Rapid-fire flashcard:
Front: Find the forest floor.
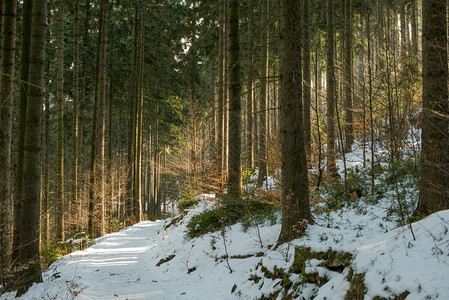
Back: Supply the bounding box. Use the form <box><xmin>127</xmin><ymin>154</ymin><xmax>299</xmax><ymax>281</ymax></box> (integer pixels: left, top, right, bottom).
<box><xmin>2</xmin><ymin>142</ymin><xmax>449</xmax><ymax>299</ymax></box>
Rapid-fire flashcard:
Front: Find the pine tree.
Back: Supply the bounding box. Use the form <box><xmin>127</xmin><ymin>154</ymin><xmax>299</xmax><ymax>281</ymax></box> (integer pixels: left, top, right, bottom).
<box><xmin>0</xmin><ymin>0</ymin><xmax>17</xmax><ymax>285</ymax></box>
<box><xmin>278</xmin><ymin>0</ymin><xmax>311</xmax><ymax>243</ymax></box>
<box><xmin>343</xmin><ymin>0</ymin><xmax>353</xmax><ymax>151</ymax></box>
<box><xmin>56</xmin><ymin>0</ymin><xmax>65</xmax><ymax>241</ymax></box>
<box><xmin>17</xmin><ymin>0</ymin><xmax>46</xmax><ymax>292</ymax></box>
<box><xmin>326</xmin><ymin>0</ymin><xmax>337</xmax><ymax>177</ymax></box>
<box><xmin>227</xmin><ymin>0</ymin><xmax>241</xmax><ymax>199</ymax></box>
<box><xmin>257</xmin><ymin>0</ymin><xmax>269</xmax><ymax>187</ymax></box>
<box><xmin>415</xmin><ymin>0</ymin><xmax>449</xmax><ymax>216</ymax></box>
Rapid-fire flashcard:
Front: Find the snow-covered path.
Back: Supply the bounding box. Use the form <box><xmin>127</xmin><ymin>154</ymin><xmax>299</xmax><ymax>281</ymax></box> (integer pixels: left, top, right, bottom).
<box><xmin>2</xmin><ymin>197</ymin><xmax>449</xmax><ymax>299</ymax></box>
<box><xmin>63</xmin><ymin>222</ymin><xmax>166</xmax><ymax>299</ymax></box>
<box><xmin>21</xmin><ymin>221</ymin><xmax>171</xmax><ymax>299</ymax></box>
<box><xmin>3</xmin><ymin>199</ymin><xmax>280</xmax><ymax>300</ymax></box>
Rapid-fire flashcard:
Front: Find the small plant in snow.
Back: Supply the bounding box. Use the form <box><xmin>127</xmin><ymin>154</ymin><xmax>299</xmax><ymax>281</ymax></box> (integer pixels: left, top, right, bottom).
<box><xmin>210</xmin><ymin>236</ymin><xmax>217</xmax><ymax>251</ymax></box>
<box><xmin>221</xmin><ymin>227</ymin><xmax>233</xmax><ymax>273</ymax></box>
<box><xmin>319</xmin><ymin>233</ymin><xmax>328</xmax><ymax>242</ymax></box>
<box><xmin>276</xmin><ymin>242</ymin><xmax>292</xmax><ymax>262</ymax></box>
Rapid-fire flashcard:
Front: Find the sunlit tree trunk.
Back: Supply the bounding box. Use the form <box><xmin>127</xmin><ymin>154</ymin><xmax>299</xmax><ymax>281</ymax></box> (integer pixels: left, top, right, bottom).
<box><xmin>133</xmin><ymin>1</ymin><xmax>144</xmax><ymax>223</ymax></box>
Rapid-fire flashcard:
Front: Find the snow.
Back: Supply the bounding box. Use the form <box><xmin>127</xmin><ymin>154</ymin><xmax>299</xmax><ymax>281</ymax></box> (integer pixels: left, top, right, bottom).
<box><xmin>2</xmin><ymin>140</ymin><xmax>448</xmax><ymax>299</ymax></box>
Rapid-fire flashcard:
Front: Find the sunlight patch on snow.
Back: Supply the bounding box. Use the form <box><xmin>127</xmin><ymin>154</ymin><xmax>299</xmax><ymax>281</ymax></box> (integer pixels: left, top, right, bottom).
<box><xmin>72</xmin><ymin>258</ymin><xmax>139</xmax><ymax>267</ymax></box>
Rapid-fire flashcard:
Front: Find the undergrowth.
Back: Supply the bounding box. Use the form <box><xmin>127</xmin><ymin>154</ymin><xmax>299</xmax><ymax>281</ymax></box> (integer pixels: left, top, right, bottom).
<box><xmin>41</xmin><ymin>232</ymin><xmax>89</xmax><ymax>270</ymax></box>
<box><xmin>186</xmin><ymin>198</ymin><xmax>278</xmax><ymax>238</ymax></box>
<box><xmin>178</xmin><ymin>187</ymin><xmax>199</xmax><ymax>210</ymax></box>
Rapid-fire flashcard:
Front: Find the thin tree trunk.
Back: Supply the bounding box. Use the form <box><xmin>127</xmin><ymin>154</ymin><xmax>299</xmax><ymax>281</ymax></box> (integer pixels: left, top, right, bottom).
<box><xmin>411</xmin><ymin>0</ymin><xmax>418</xmax><ymax>55</ymax></box>
<box><xmin>223</xmin><ymin>0</ymin><xmax>230</xmax><ymax>184</ymax></box>
<box><xmin>326</xmin><ymin>0</ymin><xmax>337</xmax><ymax>177</ymax></box>
<box><xmin>71</xmin><ymin>0</ymin><xmax>80</xmax><ymax>233</ymax></box>
<box><xmin>78</xmin><ymin>0</ymin><xmax>90</xmax><ymax>231</ymax></box>
<box><xmin>246</xmin><ymin>0</ymin><xmax>254</xmax><ymax>170</ymax></box>
<box><xmin>43</xmin><ymin>90</ymin><xmax>50</xmax><ymax>243</ymax></box>
<box><xmin>133</xmin><ymin>1</ymin><xmax>144</xmax><ymax>223</ymax></box>
<box><xmin>257</xmin><ymin>0</ymin><xmax>268</xmax><ymax>187</ymax></box>
<box><xmin>217</xmin><ymin>0</ymin><xmax>224</xmax><ymax>192</ymax></box>
<box><xmin>56</xmin><ymin>0</ymin><xmax>65</xmax><ymax>241</ymax></box>
<box><xmin>367</xmin><ymin>8</ymin><xmax>375</xmax><ymax>195</ymax></box>
<box><xmin>126</xmin><ymin>9</ymin><xmax>138</xmax><ymax>225</ymax></box>
<box><xmin>344</xmin><ymin>0</ymin><xmax>353</xmax><ymax>151</ymax></box>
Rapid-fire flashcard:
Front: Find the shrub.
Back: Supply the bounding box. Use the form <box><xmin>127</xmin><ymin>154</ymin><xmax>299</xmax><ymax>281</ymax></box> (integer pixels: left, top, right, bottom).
<box><xmin>186</xmin><ymin>199</ymin><xmax>279</xmax><ymax>238</ymax></box>
<box><xmin>178</xmin><ymin>187</ymin><xmax>199</xmax><ymax>210</ymax></box>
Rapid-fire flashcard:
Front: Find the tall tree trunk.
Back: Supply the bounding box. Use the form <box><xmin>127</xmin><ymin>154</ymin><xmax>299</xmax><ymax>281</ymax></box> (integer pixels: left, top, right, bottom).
<box><xmin>17</xmin><ymin>0</ymin><xmax>46</xmax><ymax>292</ymax></box>
<box><xmin>0</xmin><ymin>1</ymin><xmax>3</xmax><ymax>71</ymax></box>
<box><xmin>97</xmin><ymin>0</ymin><xmax>107</xmax><ymax>236</ymax></box>
<box><xmin>43</xmin><ymin>92</ymin><xmax>50</xmax><ymax>244</ymax></box>
<box><xmin>189</xmin><ymin>78</ymin><xmax>197</xmax><ymax>187</ymax></box>
<box><xmin>126</xmin><ymin>9</ymin><xmax>138</xmax><ymax>225</ymax></box>
<box><xmin>224</xmin><ymin>0</ymin><xmax>230</xmax><ymax>183</ymax></box>
<box><xmin>246</xmin><ymin>0</ymin><xmax>254</xmax><ymax>170</ymax></box>
<box><xmin>133</xmin><ymin>1</ymin><xmax>144</xmax><ymax>223</ymax></box>
<box><xmin>217</xmin><ymin>0</ymin><xmax>225</xmax><ymax>192</ymax></box>
<box><xmin>56</xmin><ymin>0</ymin><xmax>65</xmax><ymax>241</ymax></box>
<box><xmin>227</xmin><ymin>0</ymin><xmax>241</xmax><ymax>199</ymax></box>
<box><xmin>0</xmin><ymin>0</ymin><xmax>16</xmax><ymax>285</ymax></box>
<box><xmin>303</xmin><ymin>0</ymin><xmax>312</xmax><ymax>160</ymax></box>
<box><xmin>366</xmin><ymin>8</ymin><xmax>375</xmax><ymax>195</ymax></box>
<box><xmin>326</xmin><ymin>0</ymin><xmax>337</xmax><ymax>177</ymax></box>
<box><xmin>344</xmin><ymin>0</ymin><xmax>353</xmax><ymax>151</ymax></box>
<box><xmin>257</xmin><ymin>0</ymin><xmax>268</xmax><ymax>187</ymax></box>
<box><xmin>411</xmin><ymin>0</ymin><xmax>418</xmax><ymax>55</ymax></box>
<box><xmin>78</xmin><ymin>0</ymin><xmax>89</xmax><ymax>231</ymax></box>
<box><xmin>415</xmin><ymin>0</ymin><xmax>449</xmax><ymax>215</ymax></box>
<box><xmin>399</xmin><ymin>0</ymin><xmax>407</xmax><ymax>58</ymax></box>
<box><xmin>71</xmin><ymin>0</ymin><xmax>80</xmax><ymax>233</ymax></box>
<box><xmin>89</xmin><ymin>0</ymin><xmax>107</xmax><ymax>237</ymax></box>
<box><xmin>12</xmin><ymin>0</ymin><xmax>32</xmax><ymax>277</ymax></box>
<box><xmin>278</xmin><ymin>0</ymin><xmax>311</xmax><ymax>243</ymax></box>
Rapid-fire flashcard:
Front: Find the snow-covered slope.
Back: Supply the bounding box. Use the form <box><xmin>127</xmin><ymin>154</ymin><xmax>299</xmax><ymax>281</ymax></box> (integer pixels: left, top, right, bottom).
<box><xmin>2</xmin><ymin>194</ymin><xmax>448</xmax><ymax>300</ymax></box>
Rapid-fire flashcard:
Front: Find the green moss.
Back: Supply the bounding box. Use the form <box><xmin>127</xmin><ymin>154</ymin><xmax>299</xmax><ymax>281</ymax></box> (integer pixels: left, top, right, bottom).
<box><xmin>282</xmin><ymin>274</ymin><xmax>292</xmax><ymax>289</ymax></box>
<box><xmin>290</xmin><ymin>247</ymin><xmax>352</xmax><ymax>274</ymax></box>
<box><xmin>373</xmin><ymin>291</ymin><xmax>410</xmax><ymax>300</ymax></box>
<box><xmin>319</xmin><ymin>251</ymin><xmax>352</xmax><ymax>273</ymax></box>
